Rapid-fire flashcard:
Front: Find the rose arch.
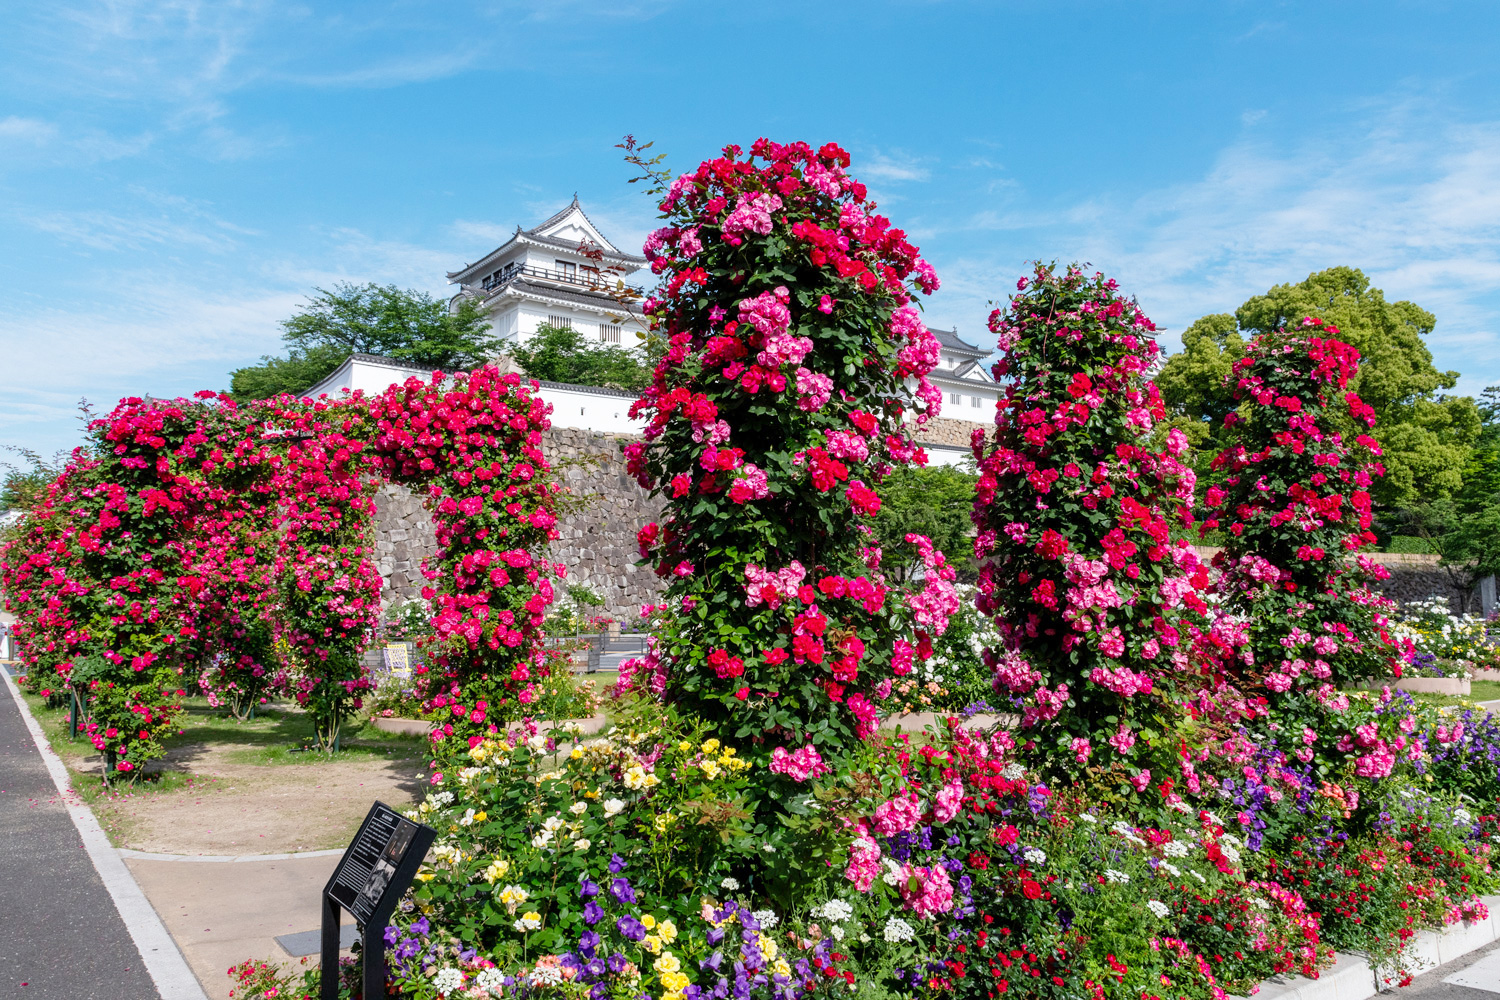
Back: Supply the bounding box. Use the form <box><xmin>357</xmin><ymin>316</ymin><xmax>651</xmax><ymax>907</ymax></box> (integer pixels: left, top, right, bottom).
<box><xmin>1</xmin><ymin>365</ymin><xmax>564</xmax><ymax>779</ymax></box>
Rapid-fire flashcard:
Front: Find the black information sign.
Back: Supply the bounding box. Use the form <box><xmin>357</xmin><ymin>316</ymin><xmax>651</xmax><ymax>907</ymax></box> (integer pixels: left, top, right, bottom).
<box><xmin>321</xmin><ymin>801</ymin><xmax>436</xmax><ymax>1000</ymax></box>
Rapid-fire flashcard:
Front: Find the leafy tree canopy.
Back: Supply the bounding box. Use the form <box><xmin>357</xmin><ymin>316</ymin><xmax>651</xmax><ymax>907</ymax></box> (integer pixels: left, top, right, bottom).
<box><xmin>872</xmin><ymin>464</ymin><xmax>978</xmax><ymax>582</ymax></box>
<box><xmin>1158</xmin><ymin>266</ymin><xmax>1478</xmax><ymax>508</ymax></box>
<box><xmin>1399</xmin><ymin>388</ymin><xmax>1500</xmax><ymax>601</ymax></box>
<box><xmin>229</xmin><ymin>283</ymin><xmax>500</xmax><ymax>401</ymax></box>
<box><xmin>0</xmin><ymin>448</ymin><xmax>65</xmax><ymax>515</ymax></box>
<box><xmin>508</xmin><ymin>323</ymin><xmax>653</xmax><ymax>392</ymax></box>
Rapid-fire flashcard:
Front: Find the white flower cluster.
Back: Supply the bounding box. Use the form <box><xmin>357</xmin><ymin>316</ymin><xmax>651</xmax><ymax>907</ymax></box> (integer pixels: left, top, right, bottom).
<box><xmin>433</xmin><ymin>968</ymin><xmax>464</xmax><ymax>992</ymax></box>
<box><xmin>1078</xmin><ymin>813</ymin><xmax>1098</xmax><ymax>824</ymax></box>
<box><xmin>752</xmin><ymin>909</ymin><xmax>779</xmax><ymax>929</ymax></box>
<box><xmin>1159</xmin><ymin>861</ymin><xmax>1182</xmax><ymax>877</ymax></box>
<box><xmin>1146</xmin><ymin>899</ymin><xmax>1169</xmax><ymax>918</ymax></box>
<box><xmin>883</xmin><ymin>916</ymin><xmax>915</xmax><ymax>943</ymax></box>
<box><xmin>1001</xmin><ymin>762</ymin><xmax>1026</xmax><ymax>781</ymax></box>
<box><xmin>1022</xmin><ymin>848</ymin><xmax>1046</xmax><ymax>866</ymax></box>
<box><xmin>882</xmin><ymin>859</ymin><xmax>904</xmax><ymax>886</ymax></box>
<box><xmin>1103</xmin><ymin>869</ymin><xmax>1130</xmax><ymax>884</ymax></box>
<box><xmin>475</xmin><ymin>967</ymin><xmax>505</xmax><ymax>992</ymax></box>
<box><xmin>721</xmin><ymin>877</ymin><xmax>741</xmax><ymax>891</ymax></box>
<box><xmin>1162</xmin><ymin>840</ymin><xmax>1191</xmax><ymax>857</ymax></box>
<box><xmin>813</xmin><ymin>899</ymin><xmax>855</xmax><ymax>923</ymax></box>
<box><xmin>429</xmin><ymin>790</ymin><xmax>456</xmax><ymax>808</ymax></box>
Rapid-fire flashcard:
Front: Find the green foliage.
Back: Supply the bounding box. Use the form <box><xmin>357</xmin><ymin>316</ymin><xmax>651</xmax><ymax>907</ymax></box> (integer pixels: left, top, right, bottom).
<box><xmin>508</xmin><ymin>323</ymin><xmax>653</xmax><ymax>391</ymax></box>
<box><xmin>0</xmin><ymin>447</ymin><xmax>67</xmax><ymax>515</ymax></box>
<box><xmin>230</xmin><ymin>283</ymin><xmax>501</xmax><ymax>401</ymax></box>
<box><xmin>870</xmin><ymin>465</ymin><xmax>977</xmax><ymax>581</ymax></box>
<box><xmin>1158</xmin><ymin>267</ymin><xmax>1479</xmax><ymax>508</ymax></box>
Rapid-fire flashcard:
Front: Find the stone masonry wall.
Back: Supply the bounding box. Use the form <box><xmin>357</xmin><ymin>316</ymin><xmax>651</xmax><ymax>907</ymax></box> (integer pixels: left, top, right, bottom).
<box><xmin>1192</xmin><ymin>547</ymin><xmax>1476</xmax><ymax>614</ymax></box>
<box><xmin>370</xmin><ymin>428</ymin><xmax>665</xmax><ymax>618</ymax></box>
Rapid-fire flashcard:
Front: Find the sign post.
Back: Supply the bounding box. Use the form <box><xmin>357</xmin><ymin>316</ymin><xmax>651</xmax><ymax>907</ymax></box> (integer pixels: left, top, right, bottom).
<box><xmin>321</xmin><ymin>801</ymin><xmax>436</xmax><ymax>1000</ymax></box>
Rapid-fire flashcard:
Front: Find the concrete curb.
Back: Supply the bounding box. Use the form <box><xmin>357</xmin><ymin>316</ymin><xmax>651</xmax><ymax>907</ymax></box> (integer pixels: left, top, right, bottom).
<box><xmin>1240</xmin><ymin>894</ymin><xmax>1500</xmax><ymax>999</ymax></box>
<box><xmin>119</xmin><ymin>847</ymin><xmax>346</xmax><ymax>863</ymax></box>
<box><xmin>2</xmin><ymin>668</ymin><xmax>210</xmax><ymax>1000</ymax></box>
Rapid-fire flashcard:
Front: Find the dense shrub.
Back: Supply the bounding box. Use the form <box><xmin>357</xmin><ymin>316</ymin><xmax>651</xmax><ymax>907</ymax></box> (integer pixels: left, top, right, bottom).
<box><xmin>970</xmin><ymin>263</ymin><xmax>1240</xmax><ymax>782</ymax></box>
<box><xmin>622</xmin><ymin>138</ymin><xmax>955</xmax><ymax>750</ymax></box>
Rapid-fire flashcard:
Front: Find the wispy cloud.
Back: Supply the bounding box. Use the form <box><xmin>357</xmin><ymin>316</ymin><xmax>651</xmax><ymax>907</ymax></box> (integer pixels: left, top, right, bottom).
<box><xmin>921</xmin><ymin>104</ymin><xmax>1500</xmax><ymax>398</ymax></box>
<box><xmin>0</xmin><ymin>116</ymin><xmax>57</xmax><ymax>144</ymax></box>
<box><xmin>859</xmin><ymin>148</ymin><xmax>932</xmax><ymax>184</ymax></box>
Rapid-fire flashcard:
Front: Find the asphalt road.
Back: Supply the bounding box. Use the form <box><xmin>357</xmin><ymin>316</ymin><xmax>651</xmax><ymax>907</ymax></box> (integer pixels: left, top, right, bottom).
<box><xmin>0</xmin><ymin>672</ymin><xmax>161</xmax><ymax>999</ymax></box>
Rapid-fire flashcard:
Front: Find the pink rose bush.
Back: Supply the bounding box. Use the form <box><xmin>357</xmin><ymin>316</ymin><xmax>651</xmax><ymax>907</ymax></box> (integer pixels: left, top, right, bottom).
<box><xmin>622</xmin><ymin>139</ymin><xmax>956</xmax><ymax>749</ymax></box>
<box><xmin>970</xmin><ymin>264</ymin><xmax>1243</xmax><ymax>776</ymax></box>
<box><xmin>1203</xmin><ymin>319</ymin><xmax>1404</xmax><ymax>695</ymax></box>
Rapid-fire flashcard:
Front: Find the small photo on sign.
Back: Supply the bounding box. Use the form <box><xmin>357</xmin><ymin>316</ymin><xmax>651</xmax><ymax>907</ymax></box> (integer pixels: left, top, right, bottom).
<box><xmin>362</xmin><ymin>858</ymin><xmax>397</xmax><ymax>907</ymax></box>
<box><xmin>382</xmin><ymin>820</ymin><xmax>417</xmax><ymax>864</ymax></box>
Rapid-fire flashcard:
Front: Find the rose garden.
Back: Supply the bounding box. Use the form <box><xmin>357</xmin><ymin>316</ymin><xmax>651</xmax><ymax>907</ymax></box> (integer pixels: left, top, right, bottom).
<box><xmin>5</xmin><ymin>139</ymin><xmax>1500</xmax><ymax>1000</ymax></box>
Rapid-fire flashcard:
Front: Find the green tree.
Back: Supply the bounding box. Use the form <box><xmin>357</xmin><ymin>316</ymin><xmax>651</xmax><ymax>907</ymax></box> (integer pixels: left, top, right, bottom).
<box><xmin>508</xmin><ymin>323</ymin><xmax>653</xmax><ymax>391</ymax></box>
<box><xmin>872</xmin><ymin>464</ymin><xmax>978</xmax><ymax>582</ymax></box>
<box><xmin>1157</xmin><ymin>266</ymin><xmax>1478</xmax><ymax>508</ymax></box>
<box><xmin>229</xmin><ymin>283</ymin><xmax>500</xmax><ymax>401</ymax></box>
<box><xmin>1401</xmin><ymin>388</ymin><xmax>1500</xmax><ymax>609</ymax></box>
<box><xmin>0</xmin><ymin>448</ymin><xmax>65</xmax><ymax>516</ymax></box>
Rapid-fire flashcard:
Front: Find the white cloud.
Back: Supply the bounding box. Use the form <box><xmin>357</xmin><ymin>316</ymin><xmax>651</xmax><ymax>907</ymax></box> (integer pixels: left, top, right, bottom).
<box><xmin>0</xmin><ymin>116</ymin><xmax>57</xmax><ymax>144</ymax></box>
<box><xmin>859</xmin><ymin>149</ymin><xmax>932</xmax><ymax>184</ymax></box>
<box><xmin>922</xmin><ymin>106</ymin><xmax>1500</xmax><ymax>396</ymax></box>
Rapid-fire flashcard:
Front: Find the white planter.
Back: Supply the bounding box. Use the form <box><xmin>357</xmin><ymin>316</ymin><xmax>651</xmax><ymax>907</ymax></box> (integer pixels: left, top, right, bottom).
<box><xmin>1361</xmin><ymin>676</ymin><xmax>1470</xmax><ymax>696</ymax></box>
<box><xmin>370</xmin><ymin>716</ymin><xmax>434</xmax><ymax>737</ymax></box>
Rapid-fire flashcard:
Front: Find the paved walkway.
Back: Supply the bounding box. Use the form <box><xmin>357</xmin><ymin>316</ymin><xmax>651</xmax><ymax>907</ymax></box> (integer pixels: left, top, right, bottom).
<box><xmin>0</xmin><ymin>671</ymin><xmax>161</xmax><ymax>999</ymax></box>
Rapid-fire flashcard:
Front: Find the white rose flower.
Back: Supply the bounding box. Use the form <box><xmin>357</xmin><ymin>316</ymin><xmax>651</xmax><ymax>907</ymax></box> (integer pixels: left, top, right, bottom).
<box><xmin>603</xmin><ymin>798</ymin><xmax>626</xmax><ymax>817</ymax></box>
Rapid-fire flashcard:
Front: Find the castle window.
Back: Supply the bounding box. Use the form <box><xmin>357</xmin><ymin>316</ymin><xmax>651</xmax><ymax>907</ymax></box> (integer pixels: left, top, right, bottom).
<box><xmin>547</xmin><ymin>314</ymin><xmax>572</xmax><ymax>329</ymax></box>
<box><xmin>555</xmin><ymin>260</ymin><xmax>577</xmax><ymax>278</ymax></box>
<box><xmin>601</xmin><ymin>324</ymin><xmax>622</xmax><ymax>344</ymax></box>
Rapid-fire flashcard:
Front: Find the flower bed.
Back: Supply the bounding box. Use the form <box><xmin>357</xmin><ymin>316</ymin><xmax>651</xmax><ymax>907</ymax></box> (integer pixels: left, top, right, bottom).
<box><xmin>6</xmin><ymin>137</ymin><xmax>1499</xmax><ymax>1000</ymax></box>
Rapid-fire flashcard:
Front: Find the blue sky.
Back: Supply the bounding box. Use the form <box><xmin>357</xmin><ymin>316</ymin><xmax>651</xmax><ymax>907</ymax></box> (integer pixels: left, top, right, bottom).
<box><xmin>3</xmin><ymin>1</ymin><xmax>1499</xmax><ymax>458</ymax></box>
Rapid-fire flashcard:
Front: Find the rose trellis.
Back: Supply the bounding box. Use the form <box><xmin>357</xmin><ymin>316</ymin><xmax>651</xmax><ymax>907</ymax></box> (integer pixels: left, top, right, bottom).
<box><xmin>0</xmin><ymin>366</ymin><xmax>563</xmax><ymax>778</ymax></box>
<box><xmin>621</xmin><ymin>138</ymin><xmax>958</xmax><ymax>756</ymax></box>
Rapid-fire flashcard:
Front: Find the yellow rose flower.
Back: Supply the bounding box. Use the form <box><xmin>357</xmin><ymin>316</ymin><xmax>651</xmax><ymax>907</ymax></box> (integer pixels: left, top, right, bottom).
<box><xmin>641</xmin><ymin>914</ymin><xmax>657</xmax><ymax>930</ymax></box>
<box><xmin>653</xmin><ymin>952</ymin><xmax>681</xmax><ymax>975</ymax></box>
<box><xmin>643</xmin><ymin>934</ymin><xmax>662</xmax><ymax>954</ymax></box>
<box><xmin>659</xmin><ymin>919</ymin><xmax>678</xmax><ymax>944</ymax></box>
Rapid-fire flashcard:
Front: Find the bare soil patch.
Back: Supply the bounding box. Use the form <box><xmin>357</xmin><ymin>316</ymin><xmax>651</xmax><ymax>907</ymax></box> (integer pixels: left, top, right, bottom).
<box><xmin>23</xmin><ymin>694</ymin><xmax>427</xmax><ymax>855</ymax></box>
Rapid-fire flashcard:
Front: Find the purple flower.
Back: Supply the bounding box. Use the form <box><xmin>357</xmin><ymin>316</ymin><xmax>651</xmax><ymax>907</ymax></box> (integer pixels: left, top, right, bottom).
<box><xmin>617</xmin><ymin>915</ymin><xmax>646</xmax><ymax>941</ymax></box>
<box><xmin>578</xmin><ymin>930</ymin><xmax>601</xmax><ymax>953</ymax></box>
<box><xmin>579</xmin><ymin>878</ymin><xmax>600</xmax><ymax>898</ymax></box>
<box><xmin>610</xmin><ymin>877</ymin><xmax>636</xmax><ymax>904</ymax></box>
<box><xmin>608</xmin><ymin>952</ymin><xmax>629</xmax><ymax>974</ymax></box>
<box><xmin>587</xmin><ymin>958</ymin><xmax>607</xmax><ymax>977</ymax></box>
<box><xmin>583</xmin><ymin>901</ymin><xmax>605</xmax><ymax>925</ymax></box>
<box><xmin>411</xmin><ymin>916</ymin><xmax>430</xmax><ymax>936</ymax></box>
<box><xmin>382</xmin><ymin>924</ymin><xmax>400</xmax><ymax>946</ymax></box>
<box><xmin>609</xmin><ymin>853</ymin><xmax>627</xmax><ymax>874</ymax></box>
